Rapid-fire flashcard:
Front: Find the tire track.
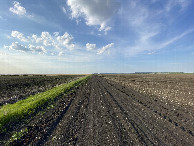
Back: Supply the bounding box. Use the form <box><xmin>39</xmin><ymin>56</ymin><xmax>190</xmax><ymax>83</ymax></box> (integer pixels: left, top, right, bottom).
<box><xmin>96</xmin><ymin>77</ymin><xmax>160</xmax><ymax>145</ymax></box>
<box><xmin>100</xmin><ymin>76</ymin><xmax>193</xmax><ymax>145</ymax></box>
<box><xmin>105</xmin><ymin>77</ymin><xmax>194</xmax><ymax>137</ymax></box>
<box><xmin>95</xmin><ymin>79</ymin><xmax>135</xmax><ymax>145</ymax></box>
<box><xmin>82</xmin><ymin>76</ymin><xmax>120</xmax><ymax>145</ymax></box>
<box><xmin>44</xmin><ymin>80</ymin><xmax>91</xmax><ymax>145</ymax></box>
<box><xmin>45</xmin><ymin>76</ymin><xmax>121</xmax><ymax>145</ymax></box>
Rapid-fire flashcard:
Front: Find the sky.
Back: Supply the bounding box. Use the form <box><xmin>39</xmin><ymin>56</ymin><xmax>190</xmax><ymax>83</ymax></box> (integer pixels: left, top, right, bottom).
<box><xmin>0</xmin><ymin>0</ymin><xmax>194</xmax><ymax>74</ymax></box>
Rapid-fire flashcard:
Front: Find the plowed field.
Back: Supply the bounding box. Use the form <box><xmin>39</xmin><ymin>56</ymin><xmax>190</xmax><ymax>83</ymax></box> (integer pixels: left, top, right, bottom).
<box><xmin>0</xmin><ymin>75</ymin><xmax>82</xmax><ymax>106</ymax></box>
<box><xmin>3</xmin><ymin>75</ymin><xmax>194</xmax><ymax>145</ymax></box>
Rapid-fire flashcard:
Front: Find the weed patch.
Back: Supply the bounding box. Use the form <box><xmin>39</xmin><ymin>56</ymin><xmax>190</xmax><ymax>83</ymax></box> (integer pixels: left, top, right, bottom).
<box><xmin>6</xmin><ymin>128</ymin><xmax>28</xmax><ymax>145</ymax></box>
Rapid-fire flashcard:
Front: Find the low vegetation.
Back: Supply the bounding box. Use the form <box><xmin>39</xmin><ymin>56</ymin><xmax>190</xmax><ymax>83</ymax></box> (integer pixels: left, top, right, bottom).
<box><xmin>6</xmin><ymin>128</ymin><xmax>28</xmax><ymax>145</ymax></box>
<box><xmin>0</xmin><ymin>75</ymin><xmax>83</xmax><ymax>106</ymax></box>
<box><xmin>0</xmin><ymin>75</ymin><xmax>90</xmax><ymax>132</ymax></box>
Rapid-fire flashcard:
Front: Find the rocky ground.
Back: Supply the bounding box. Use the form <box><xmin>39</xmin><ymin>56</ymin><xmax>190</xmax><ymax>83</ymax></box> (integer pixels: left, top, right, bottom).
<box><xmin>6</xmin><ymin>75</ymin><xmax>194</xmax><ymax>146</ymax></box>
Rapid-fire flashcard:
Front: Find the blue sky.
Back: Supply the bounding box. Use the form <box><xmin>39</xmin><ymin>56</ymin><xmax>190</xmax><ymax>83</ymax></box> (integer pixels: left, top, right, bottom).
<box><xmin>0</xmin><ymin>0</ymin><xmax>194</xmax><ymax>74</ymax></box>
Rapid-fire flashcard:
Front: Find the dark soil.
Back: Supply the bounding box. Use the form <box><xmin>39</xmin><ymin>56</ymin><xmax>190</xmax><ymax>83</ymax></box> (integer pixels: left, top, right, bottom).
<box><xmin>4</xmin><ymin>75</ymin><xmax>194</xmax><ymax>145</ymax></box>
<box><xmin>0</xmin><ymin>75</ymin><xmax>82</xmax><ymax>106</ymax></box>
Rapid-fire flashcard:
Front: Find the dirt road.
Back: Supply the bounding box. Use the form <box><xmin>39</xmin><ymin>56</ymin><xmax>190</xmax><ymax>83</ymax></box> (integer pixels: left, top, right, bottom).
<box><xmin>11</xmin><ymin>75</ymin><xmax>194</xmax><ymax>145</ymax></box>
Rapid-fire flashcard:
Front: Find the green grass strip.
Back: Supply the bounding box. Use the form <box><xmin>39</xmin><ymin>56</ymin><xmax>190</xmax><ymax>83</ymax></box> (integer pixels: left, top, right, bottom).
<box><xmin>0</xmin><ymin>75</ymin><xmax>90</xmax><ymax>132</ymax></box>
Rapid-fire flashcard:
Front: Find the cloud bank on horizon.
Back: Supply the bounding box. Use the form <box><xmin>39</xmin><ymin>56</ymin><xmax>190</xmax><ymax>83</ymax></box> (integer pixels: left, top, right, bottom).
<box><xmin>0</xmin><ymin>0</ymin><xmax>194</xmax><ymax>73</ymax></box>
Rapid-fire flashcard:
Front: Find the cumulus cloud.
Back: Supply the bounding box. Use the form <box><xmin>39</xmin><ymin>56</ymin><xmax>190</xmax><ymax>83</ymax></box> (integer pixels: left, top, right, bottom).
<box><xmin>11</xmin><ymin>31</ymin><xmax>28</xmax><ymax>42</ymax></box>
<box><xmin>31</xmin><ymin>34</ymin><xmax>42</xmax><ymax>43</ymax></box>
<box><xmin>86</xmin><ymin>43</ymin><xmax>96</xmax><ymax>51</ymax></box>
<box><xmin>97</xmin><ymin>43</ymin><xmax>114</xmax><ymax>54</ymax></box>
<box><xmin>4</xmin><ymin>42</ymin><xmax>29</xmax><ymax>52</ymax></box>
<box><xmin>29</xmin><ymin>44</ymin><xmax>47</xmax><ymax>54</ymax></box>
<box><xmin>67</xmin><ymin>0</ymin><xmax>119</xmax><ymax>32</ymax></box>
<box><xmin>56</xmin><ymin>32</ymin><xmax>75</xmax><ymax>50</ymax></box>
<box><xmin>4</xmin><ymin>42</ymin><xmax>46</xmax><ymax>54</ymax></box>
<box><xmin>41</xmin><ymin>32</ymin><xmax>53</xmax><ymax>46</ymax></box>
<box><xmin>9</xmin><ymin>1</ymin><xmax>26</xmax><ymax>16</ymax></box>
<box><xmin>8</xmin><ymin>30</ymin><xmax>76</xmax><ymax>54</ymax></box>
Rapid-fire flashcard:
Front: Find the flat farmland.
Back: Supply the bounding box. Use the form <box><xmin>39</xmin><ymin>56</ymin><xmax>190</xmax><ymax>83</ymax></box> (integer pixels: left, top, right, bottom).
<box><xmin>0</xmin><ymin>75</ymin><xmax>83</xmax><ymax>107</ymax></box>
<box><xmin>104</xmin><ymin>74</ymin><xmax>194</xmax><ymax>107</ymax></box>
<box><xmin>0</xmin><ymin>74</ymin><xmax>193</xmax><ymax>145</ymax></box>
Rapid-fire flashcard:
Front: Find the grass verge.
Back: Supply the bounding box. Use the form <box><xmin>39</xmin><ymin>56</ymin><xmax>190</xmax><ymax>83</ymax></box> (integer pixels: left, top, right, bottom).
<box><xmin>0</xmin><ymin>75</ymin><xmax>90</xmax><ymax>132</ymax></box>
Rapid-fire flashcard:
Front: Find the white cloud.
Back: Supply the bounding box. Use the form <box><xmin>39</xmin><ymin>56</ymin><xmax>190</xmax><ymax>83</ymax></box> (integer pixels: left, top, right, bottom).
<box><xmin>67</xmin><ymin>0</ymin><xmax>119</xmax><ymax>32</ymax></box>
<box><xmin>29</xmin><ymin>44</ymin><xmax>46</xmax><ymax>54</ymax></box>
<box><xmin>126</xmin><ymin>2</ymin><xmax>149</xmax><ymax>27</ymax></box>
<box><xmin>41</xmin><ymin>32</ymin><xmax>53</xmax><ymax>46</ymax></box>
<box><xmin>11</xmin><ymin>31</ymin><xmax>28</xmax><ymax>42</ymax></box>
<box><xmin>31</xmin><ymin>34</ymin><xmax>42</xmax><ymax>43</ymax></box>
<box><xmin>62</xmin><ymin>7</ymin><xmax>67</xmax><ymax>14</ymax></box>
<box><xmin>117</xmin><ymin>1</ymin><xmax>158</xmax><ymax>55</ymax></box>
<box><xmin>126</xmin><ymin>29</ymin><xmax>194</xmax><ymax>56</ymax></box>
<box><xmin>117</xmin><ymin>0</ymin><xmax>192</xmax><ymax>56</ymax></box>
<box><xmin>97</xmin><ymin>43</ymin><xmax>114</xmax><ymax>54</ymax></box>
<box><xmin>56</xmin><ymin>32</ymin><xmax>75</xmax><ymax>50</ymax></box>
<box><xmin>9</xmin><ymin>1</ymin><xmax>62</xmax><ymax>30</ymax></box>
<box><xmin>9</xmin><ymin>1</ymin><xmax>26</xmax><ymax>16</ymax></box>
<box><xmin>58</xmin><ymin>51</ymin><xmax>63</xmax><ymax>56</ymax></box>
<box><xmin>165</xmin><ymin>0</ymin><xmax>190</xmax><ymax>12</ymax></box>
<box><xmin>158</xmin><ymin>29</ymin><xmax>194</xmax><ymax>49</ymax></box>
<box><xmin>4</xmin><ymin>42</ymin><xmax>46</xmax><ymax>54</ymax></box>
<box><xmin>4</xmin><ymin>42</ymin><xmax>29</xmax><ymax>52</ymax></box>
<box><xmin>53</xmin><ymin>32</ymin><xmax>59</xmax><ymax>37</ymax></box>
<box><xmin>86</xmin><ymin>43</ymin><xmax>96</xmax><ymax>51</ymax></box>
<box><xmin>8</xmin><ymin>30</ymin><xmax>76</xmax><ymax>54</ymax></box>
<box><xmin>126</xmin><ymin>32</ymin><xmax>158</xmax><ymax>56</ymax></box>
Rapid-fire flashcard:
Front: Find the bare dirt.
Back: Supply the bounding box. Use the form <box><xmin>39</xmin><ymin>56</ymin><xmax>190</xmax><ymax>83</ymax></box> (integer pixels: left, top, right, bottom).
<box><xmin>7</xmin><ymin>75</ymin><xmax>194</xmax><ymax>146</ymax></box>
<box><xmin>0</xmin><ymin>75</ymin><xmax>82</xmax><ymax>107</ymax></box>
